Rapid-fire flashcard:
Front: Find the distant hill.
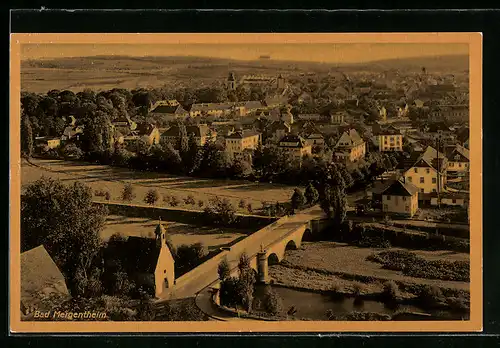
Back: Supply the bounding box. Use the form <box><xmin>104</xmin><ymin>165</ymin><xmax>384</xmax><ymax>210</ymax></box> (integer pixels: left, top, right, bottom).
<box><xmin>344</xmin><ymin>54</ymin><xmax>469</xmax><ymax>72</ymax></box>
<box><xmin>21</xmin><ymin>54</ymin><xmax>468</xmax><ymax>93</ymax></box>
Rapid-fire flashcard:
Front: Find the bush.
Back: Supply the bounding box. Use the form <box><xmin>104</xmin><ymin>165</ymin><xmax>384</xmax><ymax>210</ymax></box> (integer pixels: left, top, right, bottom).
<box><xmin>417</xmin><ymin>285</ymin><xmax>444</xmax><ymax>308</ymax></box>
<box><xmin>246</xmin><ymin>203</ymin><xmax>253</xmax><ymax>214</ymax></box>
<box><xmin>163</xmin><ymin>195</ymin><xmax>171</xmax><ymax>205</ymax></box>
<box><xmin>184</xmin><ymin>195</ymin><xmax>196</xmax><ymax>206</ymax></box>
<box><xmin>144</xmin><ymin>189</ymin><xmax>160</xmax><ymax>206</ymax></box>
<box><xmin>169</xmin><ymin>196</ymin><xmax>180</xmax><ymax>207</ymax></box>
<box><xmin>94</xmin><ymin>189</ymin><xmax>109</xmax><ymax>198</ymax></box>
<box><xmin>382</xmin><ymin>280</ymin><xmax>400</xmax><ymax>302</ymax></box>
<box><xmin>368</xmin><ymin>250</ymin><xmax>470</xmax><ymax>282</ymax></box>
<box><xmin>121</xmin><ymin>183</ymin><xmax>135</xmax><ymax>202</ymax></box>
<box><xmin>198</xmin><ymin>200</ymin><xmax>204</xmax><ymax>208</ymax></box>
<box><xmin>104</xmin><ymin>191</ymin><xmax>111</xmax><ymax>201</ymax></box>
<box><xmin>238</xmin><ymin>199</ymin><xmax>246</xmax><ymax>209</ymax></box>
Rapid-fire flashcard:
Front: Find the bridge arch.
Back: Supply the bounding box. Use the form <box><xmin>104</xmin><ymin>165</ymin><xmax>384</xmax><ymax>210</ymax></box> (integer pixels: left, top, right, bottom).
<box><xmin>285</xmin><ymin>239</ymin><xmax>298</xmax><ymax>250</ymax></box>
<box><xmin>267</xmin><ymin>252</ymin><xmax>281</xmax><ymax>266</ymax></box>
<box><xmin>301</xmin><ymin>228</ymin><xmax>313</xmax><ymax>242</ymax></box>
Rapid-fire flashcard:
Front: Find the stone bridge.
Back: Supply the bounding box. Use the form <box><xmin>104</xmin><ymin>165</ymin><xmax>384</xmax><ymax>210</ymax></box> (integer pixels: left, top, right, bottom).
<box><xmin>227</xmin><ymin>220</ymin><xmax>314</xmax><ymax>283</ymax></box>
<box><xmin>162</xmin><ymin>207</ymin><xmax>330</xmax><ymax>301</ymax></box>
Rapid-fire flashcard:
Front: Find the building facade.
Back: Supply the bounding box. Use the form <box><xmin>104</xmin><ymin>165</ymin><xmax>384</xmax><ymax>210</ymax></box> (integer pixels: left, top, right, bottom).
<box><xmin>333</xmin><ymin>129</ymin><xmax>366</xmax><ymax>163</ymax></box>
<box><xmin>278</xmin><ymin>134</ymin><xmax>312</xmax><ymax>160</ymax></box>
<box><xmin>377</xmin><ymin>126</ymin><xmax>404</xmax><ymax>152</ymax></box>
<box><xmin>225</xmin><ymin>130</ymin><xmax>261</xmax><ymax>161</ymax></box>
<box><xmin>381</xmin><ymin>179</ymin><xmax>419</xmax><ymax>217</ymax></box>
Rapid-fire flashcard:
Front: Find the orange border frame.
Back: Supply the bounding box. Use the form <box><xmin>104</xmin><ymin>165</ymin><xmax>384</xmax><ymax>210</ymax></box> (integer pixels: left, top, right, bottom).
<box><xmin>9</xmin><ymin>33</ymin><xmax>483</xmax><ymax>333</ymax></box>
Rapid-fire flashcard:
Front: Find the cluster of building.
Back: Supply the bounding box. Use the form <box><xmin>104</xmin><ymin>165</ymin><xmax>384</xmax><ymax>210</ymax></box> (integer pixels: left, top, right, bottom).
<box><xmin>370</xmin><ymin>143</ymin><xmax>470</xmax><ymax>218</ymax></box>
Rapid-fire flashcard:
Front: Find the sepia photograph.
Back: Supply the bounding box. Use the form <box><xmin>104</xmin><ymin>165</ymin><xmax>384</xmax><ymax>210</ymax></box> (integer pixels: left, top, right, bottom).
<box><xmin>10</xmin><ymin>33</ymin><xmax>482</xmax><ymax>333</ymax></box>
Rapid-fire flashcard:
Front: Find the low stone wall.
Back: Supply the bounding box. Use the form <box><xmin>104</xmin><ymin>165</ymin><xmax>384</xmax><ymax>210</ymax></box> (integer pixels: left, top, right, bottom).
<box><xmin>96</xmin><ymin>201</ymin><xmax>277</xmax><ymax>230</ymax></box>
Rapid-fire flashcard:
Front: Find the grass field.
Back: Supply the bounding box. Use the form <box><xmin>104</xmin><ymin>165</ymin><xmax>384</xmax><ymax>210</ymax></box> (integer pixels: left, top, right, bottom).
<box><xmin>102</xmin><ymin>215</ymin><xmax>246</xmax><ymax>252</ymax></box>
<box><xmin>21</xmin><ymin>158</ymin><xmax>296</xmax><ymax>213</ymax></box>
<box><xmin>269</xmin><ymin>242</ymin><xmax>470</xmax><ymax>296</ymax></box>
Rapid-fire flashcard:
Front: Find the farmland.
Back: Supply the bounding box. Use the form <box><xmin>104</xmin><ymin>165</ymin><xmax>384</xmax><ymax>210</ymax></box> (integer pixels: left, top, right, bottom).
<box><xmin>20</xmin><ymin>54</ymin><xmax>469</xmax><ymax>93</ymax></box>
<box><xmin>21</xmin><ymin>158</ymin><xmax>296</xmax><ymax>213</ymax></box>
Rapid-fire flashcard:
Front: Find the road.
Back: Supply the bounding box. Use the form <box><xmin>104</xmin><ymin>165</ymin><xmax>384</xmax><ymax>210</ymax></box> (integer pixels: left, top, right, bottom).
<box><xmin>159</xmin><ymin>206</ymin><xmax>325</xmax><ymax>301</ymax></box>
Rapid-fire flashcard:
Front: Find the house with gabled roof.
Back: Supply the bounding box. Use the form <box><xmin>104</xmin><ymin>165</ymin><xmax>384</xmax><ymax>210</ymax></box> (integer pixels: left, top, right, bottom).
<box><xmin>301</xmin><ymin>122</ymin><xmax>325</xmax><ymax>150</ymax></box>
<box><xmin>225</xmin><ymin>129</ymin><xmax>261</xmax><ymax>161</ymax></box>
<box><xmin>401</xmin><ymin>146</ymin><xmax>448</xmax><ymax>200</ymax></box>
<box><xmin>278</xmin><ymin>134</ymin><xmax>312</xmax><ymax>160</ymax></box>
<box><xmin>333</xmin><ymin>128</ymin><xmax>366</xmax><ymax>163</ymax></box>
<box><xmin>148</xmin><ymin>100</ymin><xmax>189</xmax><ymax>121</ymax></box>
<box><xmin>381</xmin><ymin>178</ymin><xmax>419</xmax><ymax>217</ymax></box>
<box><xmin>21</xmin><ymin>245</ymin><xmax>71</xmax><ymax>316</ymax></box>
<box><xmin>161</xmin><ymin>124</ymin><xmax>216</xmax><ymax>146</ymax></box>
<box><xmin>444</xmin><ymin>144</ymin><xmax>470</xmax><ymax>177</ymax></box>
<box><xmin>267</xmin><ymin>119</ymin><xmax>291</xmax><ymax>144</ymax></box>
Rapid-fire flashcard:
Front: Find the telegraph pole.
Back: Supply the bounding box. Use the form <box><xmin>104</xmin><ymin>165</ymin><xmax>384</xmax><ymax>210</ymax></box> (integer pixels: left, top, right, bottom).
<box><xmin>436</xmin><ymin>131</ymin><xmax>442</xmax><ymax>209</ymax></box>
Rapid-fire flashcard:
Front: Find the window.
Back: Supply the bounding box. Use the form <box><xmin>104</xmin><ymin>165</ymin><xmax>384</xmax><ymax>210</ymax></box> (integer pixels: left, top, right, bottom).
<box><xmin>408</xmin><ymin>176</ymin><xmax>412</xmax><ymax>182</ymax></box>
<box><xmin>459</xmin><ymin>163</ymin><xmax>462</xmax><ymax>168</ymax></box>
<box><xmin>383</xmin><ymin>204</ymin><xmax>388</xmax><ymax>211</ymax></box>
<box><xmin>432</xmin><ymin>177</ymin><xmax>437</xmax><ymax>184</ymax></box>
<box><xmin>426</xmin><ymin>168</ymin><xmax>430</xmax><ymax>174</ymax></box>
<box><xmin>405</xmin><ymin>205</ymin><xmax>410</xmax><ymax>212</ymax></box>
<box><xmin>452</xmin><ymin>199</ymin><xmax>457</xmax><ymax>204</ymax></box>
<box><xmin>164</xmin><ymin>270</ymin><xmax>166</xmax><ymax>274</ymax></box>
<box><xmin>402</xmin><ymin>196</ymin><xmax>407</xmax><ymax>201</ymax></box>
<box><xmin>414</xmin><ymin>168</ymin><xmax>418</xmax><ymax>173</ymax></box>
<box><xmin>386</xmin><ymin>195</ymin><xmax>391</xmax><ymax>201</ymax></box>
<box><xmin>432</xmin><ymin>189</ymin><xmax>437</xmax><ymax>193</ymax></box>
<box><xmin>420</xmin><ymin>189</ymin><xmax>424</xmax><ymax>193</ymax></box>
<box><xmin>420</xmin><ymin>177</ymin><xmax>425</xmax><ymax>183</ymax></box>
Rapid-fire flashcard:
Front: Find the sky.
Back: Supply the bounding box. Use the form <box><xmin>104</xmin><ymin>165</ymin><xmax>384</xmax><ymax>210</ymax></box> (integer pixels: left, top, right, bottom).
<box><xmin>21</xmin><ymin>43</ymin><xmax>469</xmax><ymax>64</ymax></box>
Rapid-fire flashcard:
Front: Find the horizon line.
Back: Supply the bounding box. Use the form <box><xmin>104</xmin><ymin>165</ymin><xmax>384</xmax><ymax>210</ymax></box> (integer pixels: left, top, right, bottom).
<box><xmin>21</xmin><ymin>52</ymin><xmax>469</xmax><ymax>66</ymax></box>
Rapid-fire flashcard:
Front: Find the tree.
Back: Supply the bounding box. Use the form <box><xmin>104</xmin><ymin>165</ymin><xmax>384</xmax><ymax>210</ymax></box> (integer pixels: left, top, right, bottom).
<box><xmin>21</xmin><ymin>177</ymin><xmax>107</xmax><ymax>296</ymax></box>
<box><xmin>203</xmin><ymin>197</ymin><xmax>238</xmax><ymax>226</ymax></box>
<box><xmin>291</xmin><ymin>188</ymin><xmax>306</xmax><ymax>211</ymax></box>
<box><xmin>184</xmin><ymin>195</ymin><xmax>196</xmax><ymax>206</ymax></box>
<box><xmin>21</xmin><ymin>112</ymin><xmax>34</xmax><ymax>157</ymax></box>
<box><xmin>175</xmin><ymin>243</ymin><xmax>207</xmax><ymax>274</ymax></box>
<box><xmin>237</xmin><ymin>252</ymin><xmax>256</xmax><ymax>312</ymax></box>
<box><xmin>196</xmin><ymin>139</ymin><xmax>227</xmax><ymax>177</ymax></box>
<box><xmin>217</xmin><ymin>257</ymin><xmax>231</xmax><ymax>281</ymax></box>
<box><xmin>144</xmin><ymin>189</ymin><xmax>160</xmax><ymax>205</ymax></box>
<box><xmin>338</xmin><ymin>164</ymin><xmax>354</xmax><ymax>189</ymax></box>
<box><xmin>304</xmin><ymin>182</ymin><xmax>319</xmax><ymax>205</ymax></box>
<box><xmin>121</xmin><ymin>183</ymin><xmax>136</xmax><ymax>202</ymax></box>
<box><xmin>238</xmin><ymin>199</ymin><xmax>246</xmax><ymax>209</ymax></box>
<box><xmin>137</xmin><ymin>292</ymin><xmax>156</xmax><ymax>321</ymax></box>
<box><xmin>262</xmin><ymin>286</ymin><xmax>283</xmax><ymax>315</ymax></box>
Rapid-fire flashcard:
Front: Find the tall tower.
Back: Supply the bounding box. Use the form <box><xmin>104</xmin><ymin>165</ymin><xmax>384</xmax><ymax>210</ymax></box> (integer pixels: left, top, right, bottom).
<box><xmin>227</xmin><ymin>72</ymin><xmax>236</xmax><ymax>91</ymax></box>
<box><xmin>154</xmin><ymin>218</ymin><xmax>167</xmax><ymax>249</ymax></box>
<box><xmin>276</xmin><ymin>73</ymin><xmax>285</xmax><ymax>89</ymax></box>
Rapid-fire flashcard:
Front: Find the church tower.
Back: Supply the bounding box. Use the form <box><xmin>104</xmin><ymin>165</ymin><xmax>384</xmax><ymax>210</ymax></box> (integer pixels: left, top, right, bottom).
<box><xmin>154</xmin><ymin>218</ymin><xmax>176</xmax><ymax>295</ymax></box>
<box><xmin>276</xmin><ymin>73</ymin><xmax>285</xmax><ymax>89</ymax></box>
<box><xmin>154</xmin><ymin>218</ymin><xmax>167</xmax><ymax>249</ymax></box>
<box><xmin>227</xmin><ymin>72</ymin><xmax>236</xmax><ymax>91</ymax></box>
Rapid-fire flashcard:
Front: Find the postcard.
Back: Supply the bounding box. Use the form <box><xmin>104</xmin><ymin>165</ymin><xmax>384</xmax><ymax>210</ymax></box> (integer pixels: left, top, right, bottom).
<box><xmin>10</xmin><ymin>33</ymin><xmax>482</xmax><ymax>333</ymax></box>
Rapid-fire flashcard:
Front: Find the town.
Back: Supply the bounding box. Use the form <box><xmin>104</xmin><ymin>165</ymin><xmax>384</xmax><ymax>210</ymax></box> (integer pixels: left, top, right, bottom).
<box><xmin>20</xmin><ymin>52</ymin><xmax>470</xmax><ymax>322</ymax></box>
